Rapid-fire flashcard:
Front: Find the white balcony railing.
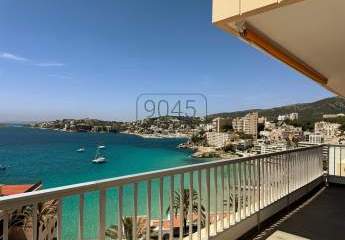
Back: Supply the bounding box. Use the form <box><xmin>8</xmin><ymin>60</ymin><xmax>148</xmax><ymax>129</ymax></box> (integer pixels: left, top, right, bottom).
<box><xmin>0</xmin><ymin>145</ymin><xmax>323</xmax><ymax>240</ymax></box>
<box><xmin>327</xmin><ymin>144</ymin><xmax>345</xmax><ymax>184</ymax></box>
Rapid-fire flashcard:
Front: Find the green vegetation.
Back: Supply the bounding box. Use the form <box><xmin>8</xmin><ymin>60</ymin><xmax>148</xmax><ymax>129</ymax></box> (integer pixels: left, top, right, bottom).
<box><xmin>190</xmin><ymin>130</ymin><xmax>207</xmax><ymax>146</ymax></box>
<box><xmin>144</xmin><ymin>116</ymin><xmax>204</xmax><ymax>128</ymax></box>
<box><xmin>238</xmin><ymin>132</ymin><xmax>253</xmax><ymax>140</ymax></box>
<box><xmin>209</xmin><ymin>96</ymin><xmax>345</xmax><ymax>123</ymax></box>
<box><xmin>208</xmin><ymin>96</ymin><xmax>345</xmax><ymax>131</ymax></box>
<box><xmin>32</xmin><ymin>118</ymin><xmax>125</xmax><ymax>133</ymax></box>
<box><xmin>166</xmin><ymin>189</ymin><xmax>206</xmax><ymax>236</ymax></box>
<box><xmin>105</xmin><ymin>217</ymin><xmax>149</xmax><ymax>240</ymax></box>
<box><xmin>284</xmin><ymin>117</ymin><xmax>345</xmax><ymax>132</ymax></box>
<box><xmin>223</xmin><ymin>143</ymin><xmax>236</xmax><ymax>153</ymax></box>
<box><xmin>258</xmin><ymin>123</ymin><xmax>265</xmax><ymax>132</ymax></box>
<box><xmin>284</xmin><ymin>119</ymin><xmax>314</xmax><ymax>131</ymax></box>
<box><xmin>9</xmin><ymin>200</ymin><xmax>57</xmax><ymax>240</ymax></box>
<box><xmin>220</xmin><ymin>124</ymin><xmax>233</xmax><ymax>132</ymax></box>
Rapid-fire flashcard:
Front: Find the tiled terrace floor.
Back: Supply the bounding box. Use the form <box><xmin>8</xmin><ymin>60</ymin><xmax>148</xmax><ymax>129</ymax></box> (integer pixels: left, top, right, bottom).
<box><xmin>264</xmin><ymin>185</ymin><xmax>345</xmax><ymax>240</ymax></box>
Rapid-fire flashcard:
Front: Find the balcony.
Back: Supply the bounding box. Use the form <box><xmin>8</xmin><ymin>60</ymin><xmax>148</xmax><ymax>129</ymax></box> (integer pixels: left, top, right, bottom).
<box><xmin>261</xmin><ymin>185</ymin><xmax>345</xmax><ymax>240</ymax></box>
<box><xmin>0</xmin><ymin>145</ymin><xmax>326</xmax><ymax>240</ymax></box>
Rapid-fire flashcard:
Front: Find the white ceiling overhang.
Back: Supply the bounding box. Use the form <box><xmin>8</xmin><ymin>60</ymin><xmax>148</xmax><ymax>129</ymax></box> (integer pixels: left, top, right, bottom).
<box><xmin>213</xmin><ymin>0</ymin><xmax>345</xmax><ymax>96</ymax></box>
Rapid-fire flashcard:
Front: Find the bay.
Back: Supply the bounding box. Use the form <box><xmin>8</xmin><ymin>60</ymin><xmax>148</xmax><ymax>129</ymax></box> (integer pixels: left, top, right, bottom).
<box><xmin>0</xmin><ymin>127</ymin><xmax>211</xmax><ymax>239</ymax></box>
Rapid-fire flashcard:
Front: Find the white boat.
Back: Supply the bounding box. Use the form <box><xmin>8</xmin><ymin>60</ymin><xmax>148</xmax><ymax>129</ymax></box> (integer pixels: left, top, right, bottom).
<box><xmin>92</xmin><ymin>157</ymin><xmax>106</xmax><ymax>163</ymax></box>
<box><xmin>77</xmin><ymin>147</ymin><xmax>85</xmax><ymax>152</ymax></box>
<box><xmin>92</xmin><ymin>149</ymin><xmax>107</xmax><ymax>164</ymax></box>
<box><xmin>97</xmin><ymin>145</ymin><xmax>106</xmax><ymax>149</ymax></box>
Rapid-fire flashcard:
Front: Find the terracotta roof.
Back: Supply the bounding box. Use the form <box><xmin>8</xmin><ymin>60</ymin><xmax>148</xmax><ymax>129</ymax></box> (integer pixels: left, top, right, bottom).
<box><xmin>152</xmin><ymin>213</ymin><xmax>229</xmax><ymax>231</ymax></box>
<box><xmin>0</xmin><ymin>183</ymin><xmax>41</xmax><ymax>196</ymax></box>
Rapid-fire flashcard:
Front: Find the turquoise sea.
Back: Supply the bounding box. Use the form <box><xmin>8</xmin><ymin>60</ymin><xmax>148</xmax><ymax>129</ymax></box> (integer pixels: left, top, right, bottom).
<box><xmin>0</xmin><ymin>127</ymin><xmax>211</xmax><ymax>239</ymax></box>
<box><xmin>0</xmin><ymin>126</ymin><xmax>201</xmax><ymax>187</ymax></box>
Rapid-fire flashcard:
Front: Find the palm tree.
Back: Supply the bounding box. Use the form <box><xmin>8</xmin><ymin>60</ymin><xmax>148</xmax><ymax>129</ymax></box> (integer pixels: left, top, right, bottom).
<box><xmin>22</xmin><ymin>200</ymin><xmax>58</xmax><ymax>237</ymax></box>
<box><xmin>105</xmin><ymin>216</ymin><xmax>151</xmax><ymax>240</ymax></box>
<box><xmin>224</xmin><ymin>192</ymin><xmax>245</xmax><ymax>212</ymax></box>
<box><xmin>166</xmin><ymin>189</ymin><xmax>206</xmax><ymax>236</ymax></box>
<box><xmin>8</xmin><ymin>200</ymin><xmax>58</xmax><ymax>240</ymax></box>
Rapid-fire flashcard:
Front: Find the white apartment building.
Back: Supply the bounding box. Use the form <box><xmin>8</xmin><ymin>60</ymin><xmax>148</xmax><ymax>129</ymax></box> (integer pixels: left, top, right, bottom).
<box><xmin>212</xmin><ymin>117</ymin><xmax>232</xmax><ymax>133</ymax></box>
<box><xmin>277</xmin><ymin>112</ymin><xmax>299</xmax><ymax>121</ymax></box>
<box><xmin>254</xmin><ymin>142</ymin><xmax>289</xmax><ymax>154</ymax></box>
<box><xmin>232</xmin><ymin>112</ymin><xmax>258</xmax><ymax>139</ymax></box>
<box><xmin>259</xmin><ymin>122</ymin><xmax>303</xmax><ymax>143</ymax></box>
<box><xmin>305</xmin><ymin>122</ymin><xmax>340</xmax><ymax>144</ymax></box>
<box><xmin>264</xmin><ymin>121</ymin><xmax>276</xmax><ymax>130</ymax></box>
<box><xmin>323</xmin><ymin>113</ymin><xmax>345</xmax><ymax>119</ymax></box>
<box><xmin>308</xmin><ymin>134</ymin><xmax>324</xmax><ymax>144</ymax></box>
<box><xmin>258</xmin><ymin>116</ymin><xmax>267</xmax><ymax>124</ymax></box>
<box><xmin>259</xmin><ymin>130</ymin><xmax>271</xmax><ymax>139</ymax></box>
<box><xmin>206</xmin><ymin>132</ymin><xmax>231</xmax><ymax>148</ymax></box>
<box><xmin>199</xmin><ymin>123</ymin><xmax>213</xmax><ymax>132</ymax></box>
<box><xmin>314</xmin><ymin>121</ymin><xmax>340</xmax><ymax>136</ymax></box>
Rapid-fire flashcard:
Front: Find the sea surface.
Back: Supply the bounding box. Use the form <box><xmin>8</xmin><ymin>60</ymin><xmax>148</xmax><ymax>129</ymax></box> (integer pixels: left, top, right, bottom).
<box><xmin>0</xmin><ymin>127</ymin><xmax>203</xmax><ymax>187</ymax></box>
<box><xmin>0</xmin><ymin>126</ymin><xmax>210</xmax><ymax>239</ymax></box>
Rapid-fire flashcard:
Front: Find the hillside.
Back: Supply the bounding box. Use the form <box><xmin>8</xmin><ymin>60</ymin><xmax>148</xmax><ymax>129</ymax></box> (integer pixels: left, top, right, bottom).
<box><xmin>209</xmin><ymin>96</ymin><xmax>345</xmax><ymax>123</ymax></box>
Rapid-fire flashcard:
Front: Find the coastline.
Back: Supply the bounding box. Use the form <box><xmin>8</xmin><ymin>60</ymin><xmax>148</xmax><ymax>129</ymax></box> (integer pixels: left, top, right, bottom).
<box><xmin>121</xmin><ymin>130</ymin><xmax>190</xmax><ymax>139</ymax></box>
<box><xmin>31</xmin><ymin>126</ymin><xmax>190</xmax><ymax>138</ymax></box>
<box><xmin>29</xmin><ymin>127</ymin><xmax>237</xmax><ymax>160</ymax></box>
<box><xmin>32</xmin><ymin>126</ymin><xmax>116</xmax><ymax>134</ymax></box>
<box><xmin>190</xmin><ymin>146</ymin><xmax>239</xmax><ymax>159</ymax></box>
<box><xmin>123</xmin><ymin>132</ymin><xmax>240</xmax><ymax>160</ymax></box>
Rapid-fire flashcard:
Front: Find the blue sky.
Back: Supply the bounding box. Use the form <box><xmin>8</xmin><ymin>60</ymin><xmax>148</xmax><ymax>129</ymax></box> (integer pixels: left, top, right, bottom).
<box><xmin>0</xmin><ymin>0</ymin><xmax>333</xmax><ymax>122</ymax></box>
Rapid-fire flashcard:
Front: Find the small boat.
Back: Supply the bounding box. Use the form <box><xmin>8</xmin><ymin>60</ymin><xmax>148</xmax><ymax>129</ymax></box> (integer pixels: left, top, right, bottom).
<box><xmin>92</xmin><ymin>149</ymin><xmax>106</xmax><ymax>164</ymax></box>
<box><xmin>76</xmin><ymin>147</ymin><xmax>85</xmax><ymax>152</ymax></box>
<box><xmin>97</xmin><ymin>145</ymin><xmax>106</xmax><ymax>149</ymax></box>
<box><xmin>92</xmin><ymin>157</ymin><xmax>106</xmax><ymax>164</ymax></box>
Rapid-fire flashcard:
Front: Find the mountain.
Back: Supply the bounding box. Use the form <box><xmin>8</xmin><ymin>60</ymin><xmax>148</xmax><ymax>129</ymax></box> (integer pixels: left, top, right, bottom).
<box><xmin>209</xmin><ymin>96</ymin><xmax>345</xmax><ymax>123</ymax></box>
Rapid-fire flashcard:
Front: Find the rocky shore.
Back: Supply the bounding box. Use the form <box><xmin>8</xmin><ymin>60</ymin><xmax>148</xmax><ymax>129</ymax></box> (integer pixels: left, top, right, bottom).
<box><xmin>122</xmin><ymin>131</ymin><xmax>189</xmax><ymax>139</ymax></box>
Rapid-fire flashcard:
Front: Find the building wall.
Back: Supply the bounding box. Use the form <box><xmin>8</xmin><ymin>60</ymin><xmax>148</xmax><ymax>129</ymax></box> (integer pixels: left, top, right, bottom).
<box><xmin>232</xmin><ymin>112</ymin><xmax>258</xmax><ymax>139</ymax></box>
<box><xmin>314</xmin><ymin>121</ymin><xmax>340</xmax><ymax>136</ymax></box>
<box><xmin>277</xmin><ymin>112</ymin><xmax>298</xmax><ymax>121</ymax></box>
<box><xmin>254</xmin><ymin>142</ymin><xmax>289</xmax><ymax>154</ymax></box>
<box><xmin>206</xmin><ymin>132</ymin><xmax>230</xmax><ymax>148</ymax></box>
<box><xmin>212</xmin><ymin>117</ymin><xmax>232</xmax><ymax>133</ymax></box>
<box><xmin>323</xmin><ymin>113</ymin><xmax>345</xmax><ymax>119</ymax></box>
<box><xmin>309</xmin><ymin>134</ymin><xmax>324</xmax><ymax>144</ymax></box>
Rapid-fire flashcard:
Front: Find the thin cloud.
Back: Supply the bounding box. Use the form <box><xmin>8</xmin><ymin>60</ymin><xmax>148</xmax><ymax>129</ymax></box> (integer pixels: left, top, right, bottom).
<box><xmin>0</xmin><ymin>52</ymin><xmax>64</xmax><ymax>67</ymax></box>
<box><xmin>35</xmin><ymin>62</ymin><xmax>64</xmax><ymax>67</ymax></box>
<box><xmin>0</xmin><ymin>52</ymin><xmax>28</xmax><ymax>62</ymax></box>
<box><xmin>48</xmin><ymin>74</ymin><xmax>72</xmax><ymax>79</ymax></box>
